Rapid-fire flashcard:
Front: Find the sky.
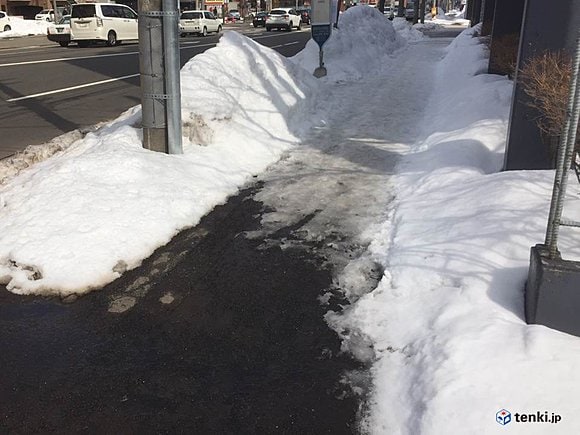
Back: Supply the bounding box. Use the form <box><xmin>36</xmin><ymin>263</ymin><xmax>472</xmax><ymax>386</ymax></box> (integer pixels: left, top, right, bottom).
<box><xmin>2</xmin><ymin>6</ymin><xmax>580</xmax><ymax>434</ymax></box>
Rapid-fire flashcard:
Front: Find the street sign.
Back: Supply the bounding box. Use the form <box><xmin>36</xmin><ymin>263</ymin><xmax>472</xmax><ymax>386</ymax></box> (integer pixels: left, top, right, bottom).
<box><xmin>311</xmin><ymin>24</ymin><xmax>331</xmax><ymax>49</ymax></box>
<box><xmin>312</xmin><ymin>0</ymin><xmax>332</xmax><ymax>24</ymax></box>
<box><xmin>311</xmin><ymin>0</ymin><xmax>332</xmax><ymax>77</ymax></box>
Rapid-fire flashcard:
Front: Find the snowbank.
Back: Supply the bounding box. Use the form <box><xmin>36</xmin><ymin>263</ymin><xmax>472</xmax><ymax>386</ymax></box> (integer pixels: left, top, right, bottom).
<box><xmin>292</xmin><ymin>7</ymin><xmax>406</xmax><ymax>80</ymax></box>
<box><xmin>0</xmin><ymin>17</ymin><xmax>50</xmax><ymax>38</ymax></box>
<box><xmin>336</xmin><ymin>25</ymin><xmax>580</xmax><ymax>435</ymax></box>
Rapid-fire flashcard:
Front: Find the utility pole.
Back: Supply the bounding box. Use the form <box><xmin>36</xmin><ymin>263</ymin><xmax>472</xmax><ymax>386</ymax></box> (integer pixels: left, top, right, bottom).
<box><xmin>139</xmin><ymin>0</ymin><xmax>183</xmax><ymax>154</ymax></box>
<box><xmin>52</xmin><ymin>0</ymin><xmax>60</xmax><ymax>22</ymax></box>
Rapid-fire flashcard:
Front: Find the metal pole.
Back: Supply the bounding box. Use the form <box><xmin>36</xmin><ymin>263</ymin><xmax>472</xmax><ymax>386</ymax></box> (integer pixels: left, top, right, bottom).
<box><xmin>163</xmin><ymin>0</ymin><xmax>183</xmax><ymax>154</ymax></box>
<box><xmin>52</xmin><ymin>0</ymin><xmax>60</xmax><ymax>22</ymax></box>
<box><xmin>545</xmin><ymin>35</ymin><xmax>580</xmax><ymax>257</ymax></box>
<box><xmin>139</xmin><ymin>0</ymin><xmax>168</xmax><ymax>153</ymax></box>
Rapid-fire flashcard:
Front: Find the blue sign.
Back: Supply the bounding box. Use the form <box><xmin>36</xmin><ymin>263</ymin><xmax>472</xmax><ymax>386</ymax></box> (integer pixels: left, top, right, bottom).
<box><xmin>311</xmin><ymin>24</ymin><xmax>331</xmax><ymax>49</ymax></box>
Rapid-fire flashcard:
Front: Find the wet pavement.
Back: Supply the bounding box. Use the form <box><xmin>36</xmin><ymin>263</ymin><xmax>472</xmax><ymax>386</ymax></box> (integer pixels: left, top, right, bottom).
<box><xmin>0</xmin><ymin>183</ymin><xmax>363</xmax><ymax>434</ymax></box>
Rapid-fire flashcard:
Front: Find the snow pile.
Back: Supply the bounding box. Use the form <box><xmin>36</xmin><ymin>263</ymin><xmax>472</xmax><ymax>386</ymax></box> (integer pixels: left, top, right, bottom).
<box><xmin>336</xmin><ymin>25</ymin><xmax>580</xmax><ymax>434</ymax></box>
<box><xmin>180</xmin><ymin>31</ymin><xmax>317</xmax><ymax>147</ymax></box>
<box><xmin>0</xmin><ymin>17</ymin><xmax>50</xmax><ymax>38</ymax></box>
<box><xmin>391</xmin><ymin>16</ymin><xmax>424</xmax><ymax>42</ymax></box>
<box><xmin>0</xmin><ymin>32</ymin><xmax>316</xmax><ymax>296</ymax></box>
<box><xmin>429</xmin><ymin>7</ymin><xmax>470</xmax><ymax>26</ymax></box>
<box><xmin>293</xmin><ymin>7</ymin><xmax>404</xmax><ymax>80</ymax></box>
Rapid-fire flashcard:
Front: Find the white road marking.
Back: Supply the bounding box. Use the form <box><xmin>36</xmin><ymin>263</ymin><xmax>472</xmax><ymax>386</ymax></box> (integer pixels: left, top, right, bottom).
<box><xmin>7</xmin><ymin>73</ymin><xmax>139</xmax><ymax>102</ymax></box>
<box><xmin>0</xmin><ymin>51</ymin><xmax>139</xmax><ymax>67</ymax></box>
<box><xmin>3</xmin><ymin>31</ymin><xmax>307</xmax><ymax>101</ymax></box>
<box><xmin>0</xmin><ymin>42</ymin><xmax>217</xmax><ymax>67</ymax></box>
<box><xmin>270</xmin><ymin>41</ymin><xmax>301</xmax><ymax>48</ymax></box>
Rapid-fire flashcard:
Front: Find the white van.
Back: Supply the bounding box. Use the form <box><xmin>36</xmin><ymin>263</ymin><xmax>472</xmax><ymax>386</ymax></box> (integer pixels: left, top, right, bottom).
<box><xmin>70</xmin><ymin>2</ymin><xmax>138</xmax><ymax>47</ymax></box>
<box><xmin>179</xmin><ymin>10</ymin><xmax>222</xmax><ymax>37</ymax></box>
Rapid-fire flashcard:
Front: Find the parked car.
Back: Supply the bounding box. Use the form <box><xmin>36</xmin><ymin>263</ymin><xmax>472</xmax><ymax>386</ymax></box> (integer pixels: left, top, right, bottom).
<box><xmin>179</xmin><ymin>10</ymin><xmax>221</xmax><ymax>36</ymax></box>
<box><xmin>35</xmin><ymin>9</ymin><xmax>55</xmax><ymax>22</ymax></box>
<box><xmin>47</xmin><ymin>14</ymin><xmax>71</xmax><ymax>46</ymax></box>
<box><xmin>252</xmin><ymin>11</ymin><xmax>267</xmax><ymax>27</ymax></box>
<box><xmin>405</xmin><ymin>2</ymin><xmax>416</xmax><ymax>20</ymax></box>
<box><xmin>70</xmin><ymin>3</ymin><xmax>138</xmax><ymax>47</ymax></box>
<box><xmin>266</xmin><ymin>8</ymin><xmax>302</xmax><ymax>32</ymax></box>
<box><xmin>228</xmin><ymin>10</ymin><xmax>241</xmax><ymax>20</ymax></box>
<box><xmin>296</xmin><ymin>8</ymin><xmax>310</xmax><ymax>25</ymax></box>
<box><xmin>0</xmin><ymin>11</ymin><xmax>11</xmax><ymax>32</ymax></box>
<box><xmin>383</xmin><ymin>6</ymin><xmax>395</xmax><ymax>19</ymax></box>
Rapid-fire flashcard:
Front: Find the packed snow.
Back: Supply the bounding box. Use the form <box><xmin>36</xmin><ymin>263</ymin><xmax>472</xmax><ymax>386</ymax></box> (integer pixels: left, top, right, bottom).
<box><xmin>0</xmin><ymin>16</ymin><xmax>50</xmax><ymax>38</ymax></box>
<box><xmin>2</xmin><ymin>6</ymin><xmax>580</xmax><ymax>434</ymax></box>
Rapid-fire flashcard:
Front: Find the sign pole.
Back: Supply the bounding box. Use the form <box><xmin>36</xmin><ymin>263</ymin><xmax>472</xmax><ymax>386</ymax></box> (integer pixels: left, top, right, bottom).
<box><xmin>311</xmin><ymin>0</ymin><xmax>333</xmax><ymax>77</ymax></box>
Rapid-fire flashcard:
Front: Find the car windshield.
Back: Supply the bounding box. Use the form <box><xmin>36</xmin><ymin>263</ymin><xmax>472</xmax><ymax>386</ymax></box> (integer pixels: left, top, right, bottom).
<box><xmin>257</xmin><ymin>12</ymin><xmax>267</xmax><ymax>16</ymax></box>
<box><xmin>270</xmin><ymin>10</ymin><xmax>286</xmax><ymax>15</ymax></box>
<box><xmin>71</xmin><ymin>5</ymin><xmax>95</xmax><ymax>18</ymax></box>
<box><xmin>181</xmin><ymin>12</ymin><xmax>202</xmax><ymax>19</ymax></box>
<box><xmin>59</xmin><ymin>15</ymin><xmax>70</xmax><ymax>24</ymax></box>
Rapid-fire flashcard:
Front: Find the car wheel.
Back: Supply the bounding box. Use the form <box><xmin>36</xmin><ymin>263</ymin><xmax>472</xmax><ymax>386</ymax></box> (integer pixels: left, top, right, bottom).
<box><xmin>59</xmin><ymin>41</ymin><xmax>69</xmax><ymax>47</ymax></box>
<box><xmin>297</xmin><ymin>20</ymin><xmax>302</xmax><ymax>30</ymax></box>
<box><xmin>202</xmin><ymin>27</ymin><xmax>207</xmax><ymax>37</ymax></box>
<box><xmin>106</xmin><ymin>30</ymin><xmax>117</xmax><ymax>47</ymax></box>
<box><xmin>217</xmin><ymin>25</ymin><xmax>222</xmax><ymax>33</ymax></box>
<box><xmin>253</xmin><ymin>23</ymin><xmax>257</xmax><ymax>28</ymax></box>
<box><xmin>266</xmin><ymin>26</ymin><xmax>271</xmax><ymax>32</ymax></box>
<box><xmin>3</xmin><ymin>25</ymin><xmax>10</xmax><ymax>32</ymax></box>
<box><xmin>287</xmin><ymin>24</ymin><xmax>292</xmax><ymax>32</ymax></box>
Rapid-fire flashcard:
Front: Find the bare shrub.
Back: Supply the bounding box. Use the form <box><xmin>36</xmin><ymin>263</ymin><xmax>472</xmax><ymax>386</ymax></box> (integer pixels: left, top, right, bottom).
<box><xmin>489</xmin><ymin>33</ymin><xmax>519</xmax><ymax>78</ymax></box>
<box><xmin>518</xmin><ymin>50</ymin><xmax>577</xmax><ymax>158</ymax></box>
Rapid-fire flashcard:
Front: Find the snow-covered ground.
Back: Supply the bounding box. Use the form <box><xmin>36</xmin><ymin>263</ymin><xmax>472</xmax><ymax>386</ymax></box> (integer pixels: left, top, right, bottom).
<box><xmin>0</xmin><ymin>16</ymin><xmax>51</xmax><ymax>38</ymax></box>
<box><xmin>2</xmin><ymin>6</ymin><xmax>580</xmax><ymax>434</ymax></box>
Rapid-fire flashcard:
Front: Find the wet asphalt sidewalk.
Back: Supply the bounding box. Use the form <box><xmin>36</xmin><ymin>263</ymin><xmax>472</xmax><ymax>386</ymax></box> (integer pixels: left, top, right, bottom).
<box><xmin>0</xmin><ymin>183</ymin><xmax>363</xmax><ymax>434</ymax></box>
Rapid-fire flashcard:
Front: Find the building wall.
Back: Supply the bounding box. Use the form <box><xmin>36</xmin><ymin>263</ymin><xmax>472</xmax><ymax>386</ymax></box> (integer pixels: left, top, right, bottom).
<box><xmin>2</xmin><ymin>0</ymin><xmax>70</xmax><ymax>18</ymax></box>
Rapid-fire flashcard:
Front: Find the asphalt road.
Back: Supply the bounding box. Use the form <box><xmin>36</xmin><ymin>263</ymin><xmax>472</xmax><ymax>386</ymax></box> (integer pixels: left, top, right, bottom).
<box><xmin>0</xmin><ymin>24</ymin><xmax>311</xmax><ymax>159</ymax></box>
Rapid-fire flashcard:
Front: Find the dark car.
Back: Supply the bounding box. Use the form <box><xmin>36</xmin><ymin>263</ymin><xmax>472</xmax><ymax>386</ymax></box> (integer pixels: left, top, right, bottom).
<box><xmin>252</xmin><ymin>11</ymin><xmax>267</xmax><ymax>27</ymax></box>
<box><xmin>297</xmin><ymin>8</ymin><xmax>310</xmax><ymax>25</ymax></box>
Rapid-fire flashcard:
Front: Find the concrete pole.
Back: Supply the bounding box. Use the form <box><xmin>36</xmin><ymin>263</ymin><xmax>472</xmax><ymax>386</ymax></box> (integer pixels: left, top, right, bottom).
<box><xmin>139</xmin><ymin>0</ymin><xmax>168</xmax><ymax>153</ymax></box>
<box><xmin>480</xmin><ymin>0</ymin><xmax>494</xmax><ymax>36</ymax></box>
<box><xmin>488</xmin><ymin>0</ymin><xmax>525</xmax><ymax>75</ymax></box>
<box><xmin>471</xmin><ymin>0</ymin><xmax>482</xmax><ymax>25</ymax></box>
<box><xmin>52</xmin><ymin>0</ymin><xmax>60</xmax><ymax>22</ymax></box>
<box><xmin>504</xmin><ymin>0</ymin><xmax>580</xmax><ymax>170</ymax></box>
<box><xmin>465</xmin><ymin>0</ymin><xmax>473</xmax><ymax>23</ymax></box>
